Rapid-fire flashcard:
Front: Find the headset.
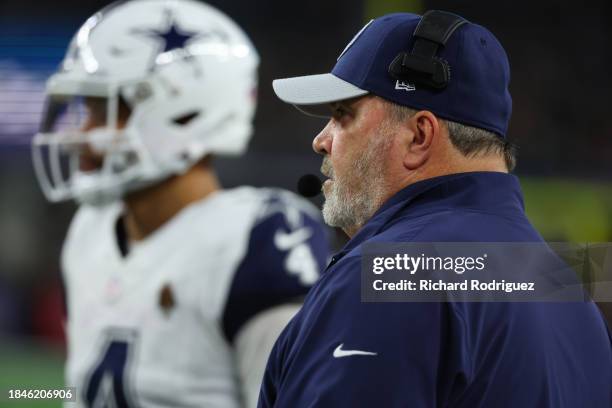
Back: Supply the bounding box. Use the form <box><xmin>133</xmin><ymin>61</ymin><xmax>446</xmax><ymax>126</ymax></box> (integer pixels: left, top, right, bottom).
<box><xmin>388</xmin><ymin>10</ymin><xmax>467</xmax><ymax>89</ymax></box>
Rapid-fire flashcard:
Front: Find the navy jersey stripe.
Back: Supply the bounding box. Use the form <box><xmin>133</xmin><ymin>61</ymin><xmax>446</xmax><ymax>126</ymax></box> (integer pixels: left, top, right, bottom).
<box><xmin>222</xmin><ymin>208</ymin><xmax>329</xmax><ymax>343</ymax></box>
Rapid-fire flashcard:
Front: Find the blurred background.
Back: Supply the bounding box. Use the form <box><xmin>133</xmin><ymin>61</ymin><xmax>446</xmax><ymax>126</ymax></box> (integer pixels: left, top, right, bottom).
<box><xmin>1</xmin><ymin>0</ymin><xmax>611</xmax><ymax>404</ymax></box>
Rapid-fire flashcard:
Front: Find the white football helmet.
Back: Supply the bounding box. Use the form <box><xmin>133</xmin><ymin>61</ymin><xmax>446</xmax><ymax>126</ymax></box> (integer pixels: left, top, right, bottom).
<box><xmin>32</xmin><ymin>0</ymin><xmax>259</xmax><ymax>205</ymax></box>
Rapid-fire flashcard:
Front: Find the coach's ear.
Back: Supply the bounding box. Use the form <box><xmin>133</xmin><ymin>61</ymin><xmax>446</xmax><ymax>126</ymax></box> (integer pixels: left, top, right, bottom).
<box><xmin>401</xmin><ymin>110</ymin><xmax>438</xmax><ymax>170</ymax></box>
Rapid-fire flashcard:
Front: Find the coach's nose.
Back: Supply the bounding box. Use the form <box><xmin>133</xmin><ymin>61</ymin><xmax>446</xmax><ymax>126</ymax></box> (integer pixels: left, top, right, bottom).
<box><xmin>312</xmin><ymin>121</ymin><xmax>333</xmax><ymax>155</ymax></box>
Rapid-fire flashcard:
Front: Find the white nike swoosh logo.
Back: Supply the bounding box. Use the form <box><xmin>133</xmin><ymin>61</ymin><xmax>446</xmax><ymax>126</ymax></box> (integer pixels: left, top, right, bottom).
<box><xmin>274</xmin><ymin>227</ymin><xmax>312</xmax><ymax>250</ymax></box>
<box><xmin>333</xmin><ymin>343</ymin><xmax>377</xmax><ymax>358</ymax></box>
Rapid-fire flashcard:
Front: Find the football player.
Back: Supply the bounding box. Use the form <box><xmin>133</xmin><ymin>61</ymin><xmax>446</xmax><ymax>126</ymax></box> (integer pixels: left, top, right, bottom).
<box><xmin>31</xmin><ymin>0</ymin><xmax>329</xmax><ymax>407</ymax></box>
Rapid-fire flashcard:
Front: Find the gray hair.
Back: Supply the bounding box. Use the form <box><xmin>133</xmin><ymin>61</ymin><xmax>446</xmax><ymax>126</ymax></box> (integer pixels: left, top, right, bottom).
<box><xmin>384</xmin><ymin>100</ymin><xmax>516</xmax><ymax>171</ymax></box>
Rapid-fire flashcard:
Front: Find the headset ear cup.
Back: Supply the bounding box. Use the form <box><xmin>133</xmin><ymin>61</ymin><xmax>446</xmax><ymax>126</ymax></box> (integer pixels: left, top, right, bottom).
<box><xmin>388</xmin><ymin>53</ymin><xmax>406</xmax><ymax>79</ymax></box>
<box><xmin>388</xmin><ymin>53</ymin><xmax>450</xmax><ymax>89</ymax></box>
<box><xmin>389</xmin><ymin>52</ymin><xmax>435</xmax><ymax>77</ymax></box>
<box><xmin>430</xmin><ymin>58</ymin><xmax>451</xmax><ymax>89</ymax></box>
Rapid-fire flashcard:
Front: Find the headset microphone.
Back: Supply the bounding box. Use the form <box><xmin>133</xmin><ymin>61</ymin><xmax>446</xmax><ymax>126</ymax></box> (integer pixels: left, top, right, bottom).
<box><xmin>297</xmin><ymin>174</ymin><xmax>323</xmax><ymax>197</ymax></box>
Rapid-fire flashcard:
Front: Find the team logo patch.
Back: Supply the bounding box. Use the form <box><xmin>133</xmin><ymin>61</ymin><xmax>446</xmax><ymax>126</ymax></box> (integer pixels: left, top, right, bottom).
<box><xmin>159</xmin><ymin>283</ymin><xmax>176</xmax><ymax>315</ymax></box>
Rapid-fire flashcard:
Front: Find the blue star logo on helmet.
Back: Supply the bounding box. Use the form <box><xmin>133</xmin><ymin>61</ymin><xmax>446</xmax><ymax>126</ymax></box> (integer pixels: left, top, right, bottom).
<box><xmin>132</xmin><ymin>8</ymin><xmax>232</xmax><ymax>72</ymax></box>
<box><xmin>143</xmin><ymin>13</ymin><xmax>199</xmax><ymax>53</ymax></box>
<box><xmin>132</xmin><ymin>9</ymin><xmax>202</xmax><ymax>69</ymax></box>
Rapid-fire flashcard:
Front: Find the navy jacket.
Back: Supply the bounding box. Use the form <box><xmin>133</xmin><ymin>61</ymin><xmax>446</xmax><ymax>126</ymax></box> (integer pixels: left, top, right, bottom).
<box><xmin>258</xmin><ymin>172</ymin><xmax>612</xmax><ymax>408</ymax></box>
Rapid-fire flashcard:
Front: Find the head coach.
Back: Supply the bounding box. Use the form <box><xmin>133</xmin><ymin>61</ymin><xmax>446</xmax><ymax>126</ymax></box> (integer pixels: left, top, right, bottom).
<box><xmin>259</xmin><ymin>11</ymin><xmax>612</xmax><ymax>408</ymax></box>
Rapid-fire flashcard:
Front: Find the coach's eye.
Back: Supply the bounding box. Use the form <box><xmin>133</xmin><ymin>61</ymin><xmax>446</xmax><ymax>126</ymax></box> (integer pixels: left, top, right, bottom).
<box><xmin>332</xmin><ymin>106</ymin><xmax>349</xmax><ymax>120</ymax></box>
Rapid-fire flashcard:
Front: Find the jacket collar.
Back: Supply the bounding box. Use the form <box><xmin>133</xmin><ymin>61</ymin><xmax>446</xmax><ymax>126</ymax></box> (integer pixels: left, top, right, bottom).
<box><xmin>328</xmin><ymin>172</ymin><xmax>525</xmax><ymax>267</ymax></box>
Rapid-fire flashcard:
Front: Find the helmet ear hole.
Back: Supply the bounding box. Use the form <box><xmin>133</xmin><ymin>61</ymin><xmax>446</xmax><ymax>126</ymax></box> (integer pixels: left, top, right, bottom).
<box><xmin>172</xmin><ymin>110</ymin><xmax>201</xmax><ymax>126</ymax></box>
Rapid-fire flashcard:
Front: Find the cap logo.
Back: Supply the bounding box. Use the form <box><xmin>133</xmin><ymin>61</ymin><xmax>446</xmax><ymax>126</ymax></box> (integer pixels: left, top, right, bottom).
<box><xmin>337</xmin><ymin>19</ymin><xmax>374</xmax><ymax>61</ymax></box>
<box><xmin>395</xmin><ymin>80</ymin><xmax>415</xmax><ymax>91</ymax></box>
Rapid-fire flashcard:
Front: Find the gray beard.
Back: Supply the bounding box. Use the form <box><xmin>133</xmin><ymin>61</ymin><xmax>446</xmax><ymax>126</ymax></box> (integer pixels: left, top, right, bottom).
<box><xmin>321</xmin><ymin>135</ymin><xmax>391</xmax><ymax>233</ymax></box>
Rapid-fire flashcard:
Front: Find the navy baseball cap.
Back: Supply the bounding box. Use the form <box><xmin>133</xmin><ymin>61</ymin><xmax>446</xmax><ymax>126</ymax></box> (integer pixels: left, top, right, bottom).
<box><xmin>272</xmin><ymin>12</ymin><xmax>512</xmax><ymax>137</ymax></box>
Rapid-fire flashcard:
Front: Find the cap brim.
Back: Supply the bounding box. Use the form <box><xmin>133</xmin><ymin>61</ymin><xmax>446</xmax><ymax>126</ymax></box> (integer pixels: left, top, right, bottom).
<box><xmin>272</xmin><ymin>73</ymin><xmax>369</xmax><ymax>108</ymax></box>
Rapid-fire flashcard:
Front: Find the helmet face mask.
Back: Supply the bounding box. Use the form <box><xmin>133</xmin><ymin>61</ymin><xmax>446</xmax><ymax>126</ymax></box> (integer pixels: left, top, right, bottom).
<box><xmin>33</xmin><ymin>0</ymin><xmax>259</xmax><ymax>205</ymax></box>
<box><xmin>32</xmin><ymin>91</ymin><xmax>157</xmax><ymax>205</ymax></box>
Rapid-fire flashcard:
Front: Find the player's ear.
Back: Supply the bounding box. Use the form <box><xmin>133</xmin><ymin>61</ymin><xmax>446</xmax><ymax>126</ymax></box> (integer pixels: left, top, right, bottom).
<box><xmin>401</xmin><ymin>110</ymin><xmax>438</xmax><ymax>170</ymax></box>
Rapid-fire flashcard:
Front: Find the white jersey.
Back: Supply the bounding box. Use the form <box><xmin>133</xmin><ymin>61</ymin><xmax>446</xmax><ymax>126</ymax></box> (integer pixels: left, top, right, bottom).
<box><xmin>61</xmin><ymin>187</ymin><xmax>329</xmax><ymax>407</ymax></box>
